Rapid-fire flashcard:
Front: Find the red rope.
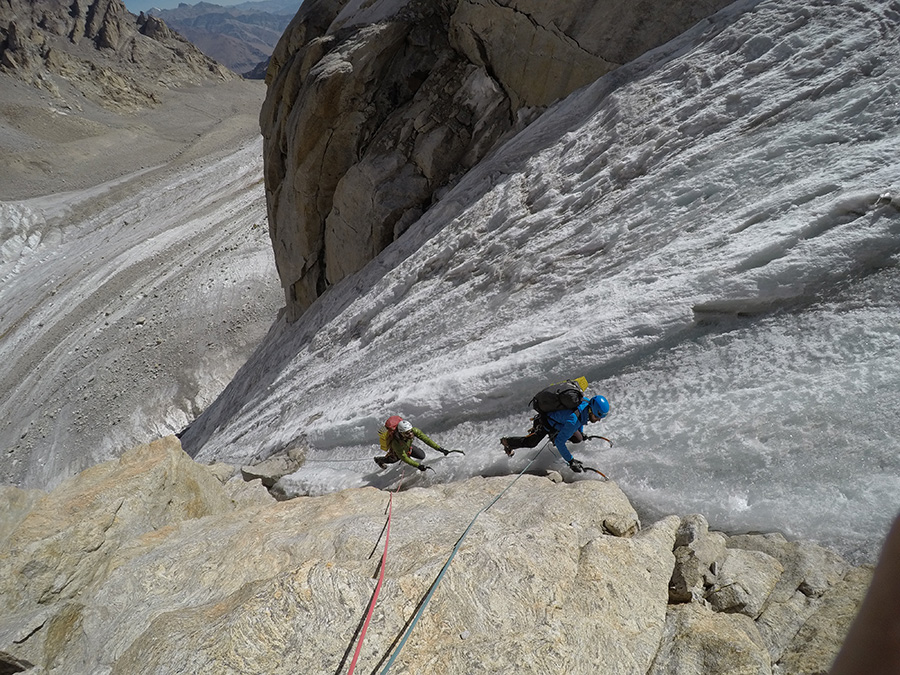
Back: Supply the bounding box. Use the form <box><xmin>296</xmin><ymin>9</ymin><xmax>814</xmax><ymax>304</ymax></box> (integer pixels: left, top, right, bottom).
<box><xmin>346</xmin><ymin>471</ymin><xmax>404</xmax><ymax>674</ymax></box>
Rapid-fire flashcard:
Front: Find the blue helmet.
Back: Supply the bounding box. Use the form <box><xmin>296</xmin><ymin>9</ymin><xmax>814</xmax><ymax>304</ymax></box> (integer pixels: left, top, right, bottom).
<box><xmin>589</xmin><ymin>395</ymin><xmax>610</xmax><ymax>419</ymax></box>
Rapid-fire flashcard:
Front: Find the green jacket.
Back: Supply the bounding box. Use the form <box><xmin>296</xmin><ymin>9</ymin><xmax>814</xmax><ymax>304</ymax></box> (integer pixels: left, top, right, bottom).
<box><xmin>388</xmin><ymin>427</ymin><xmax>442</xmax><ymax>468</ymax></box>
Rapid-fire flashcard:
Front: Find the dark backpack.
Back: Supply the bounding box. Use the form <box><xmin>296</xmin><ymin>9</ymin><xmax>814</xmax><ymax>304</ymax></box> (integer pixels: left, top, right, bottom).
<box><xmin>530</xmin><ymin>379</ymin><xmax>586</xmax><ymax>414</ymax></box>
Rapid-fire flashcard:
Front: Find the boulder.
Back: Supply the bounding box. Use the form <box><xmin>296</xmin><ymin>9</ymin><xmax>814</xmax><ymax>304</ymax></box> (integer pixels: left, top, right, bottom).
<box><xmin>650</xmin><ymin>602</ymin><xmax>771</xmax><ymax>675</ymax></box>
<box><xmin>706</xmin><ymin>548</ymin><xmax>783</xmax><ymax>619</ymax></box>
<box><xmin>778</xmin><ymin>566</ymin><xmax>873</xmax><ymax>675</ymax></box>
<box><xmin>726</xmin><ymin>532</ymin><xmax>855</xmax><ymax>662</ymax></box>
<box><xmin>223</xmin><ymin>475</ymin><xmax>277</xmax><ymax>506</ymax></box>
<box><xmin>668</xmin><ymin>514</ymin><xmax>727</xmax><ymax>602</ymax></box>
<box><xmin>205</xmin><ymin>462</ymin><xmax>240</xmax><ymax>484</ymax></box>
<box><xmin>240</xmin><ymin>439</ymin><xmax>308</xmax><ymax>487</ymax></box>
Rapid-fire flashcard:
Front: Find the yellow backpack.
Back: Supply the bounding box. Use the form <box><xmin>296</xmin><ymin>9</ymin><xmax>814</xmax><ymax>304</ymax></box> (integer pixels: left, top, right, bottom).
<box><xmin>378</xmin><ymin>415</ymin><xmax>403</xmax><ymax>451</ymax></box>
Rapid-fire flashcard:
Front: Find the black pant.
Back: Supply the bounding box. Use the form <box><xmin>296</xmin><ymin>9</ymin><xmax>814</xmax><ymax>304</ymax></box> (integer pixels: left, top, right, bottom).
<box><xmin>504</xmin><ymin>417</ymin><xmax>583</xmax><ymax>451</ymax></box>
<box><xmin>378</xmin><ymin>445</ymin><xmax>426</xmax><ymax>464</ymax></box>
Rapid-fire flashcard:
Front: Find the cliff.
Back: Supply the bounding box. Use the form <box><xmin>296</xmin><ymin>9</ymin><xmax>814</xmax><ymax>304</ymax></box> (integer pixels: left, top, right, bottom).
<box><xmin>0</xmin><ymin>436</ymin><xmax>870</xmax><ymax>674</ymax></box>
<box><xmin>258</xmin><ymin>0</ymin><xmax>733</xmax><ymax>321</ymax></box>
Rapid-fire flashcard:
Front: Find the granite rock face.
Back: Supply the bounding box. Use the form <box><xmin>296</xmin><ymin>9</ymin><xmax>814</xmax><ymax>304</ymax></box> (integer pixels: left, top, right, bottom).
<box><xmin>259</xmin><ymin>0</ymin><xmax>733</xmax><ymax>320</ymax></box>
<box><xmin>0</xmin><ymin>436</ymin><xmax>871</xmax><ymax>674</ymax></box>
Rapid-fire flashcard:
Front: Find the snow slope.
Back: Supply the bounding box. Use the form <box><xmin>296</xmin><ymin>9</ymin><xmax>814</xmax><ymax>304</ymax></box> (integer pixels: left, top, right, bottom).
<box><xmin>182</xmin><ymin>0</ymin><xmax>900</xmax><ymax>564</ymax></box>
<box><xmin>0</xmin><ymin>135</ymin><xmax>282</xmax><ymax>488</ymax></box>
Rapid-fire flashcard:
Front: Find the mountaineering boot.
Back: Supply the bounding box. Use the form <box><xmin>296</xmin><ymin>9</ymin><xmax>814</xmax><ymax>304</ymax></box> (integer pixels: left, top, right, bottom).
<box><xmin>500</xmin><ymin>438</ymin><xmax>514</xmax><ymax>457</ymax></box>
<box><xmin>374</xmin><ymin>456</ymin><xmax>389</xmax><ymax>470</ymax></box>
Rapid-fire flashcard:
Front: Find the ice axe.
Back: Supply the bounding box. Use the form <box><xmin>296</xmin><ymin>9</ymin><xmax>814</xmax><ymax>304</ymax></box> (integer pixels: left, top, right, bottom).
<box><xmin>585</xmin><ymin>435</ymin><xmax>613</xmax><ymax>447</ymax></box>
<box><xmin>582</xmin><ymin>465</ymin><xmax>608</xmax><ymax>480</ymax></box>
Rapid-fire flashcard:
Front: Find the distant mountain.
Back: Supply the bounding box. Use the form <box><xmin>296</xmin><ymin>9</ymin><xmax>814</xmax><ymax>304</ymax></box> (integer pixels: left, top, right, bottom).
<box><xmin>0</xmin><ymin>0</ymin><xmax>234</xmax><ymax>111</ymax></box>
<box><xmin>150</xmin><ymin>0</ymin><xmax>301</xmax><ymax>77</ymax></box>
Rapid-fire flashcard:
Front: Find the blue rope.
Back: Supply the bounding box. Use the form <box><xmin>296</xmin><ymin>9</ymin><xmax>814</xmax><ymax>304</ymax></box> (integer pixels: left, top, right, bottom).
<box><xmin>379</xmin><ymin>443</ymin><xmax>549</xmax><ymax>673</ymax></box>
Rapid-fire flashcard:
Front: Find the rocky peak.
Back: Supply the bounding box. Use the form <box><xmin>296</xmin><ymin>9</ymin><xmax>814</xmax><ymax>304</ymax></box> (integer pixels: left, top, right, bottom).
<box><xmin>0</xmin><ymin>0</ymin><xmax>233</xmax><ymax>111</ymax></box>
<box><xmin>136</xmin><ymin>12</ymin><xmax>175</xmax><ymax>41</ymax></box>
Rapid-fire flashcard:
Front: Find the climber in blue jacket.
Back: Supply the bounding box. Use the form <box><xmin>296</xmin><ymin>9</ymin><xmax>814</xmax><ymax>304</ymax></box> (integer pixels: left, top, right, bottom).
<box><xmin>547</xmin><ymin>395</ymin><xmax>609</xmax><ymax>471</ymax></box>
<box><xmin>502</xmin><ymin>395</ymin><xmax>609</xmax><ymax>472</ymax></box>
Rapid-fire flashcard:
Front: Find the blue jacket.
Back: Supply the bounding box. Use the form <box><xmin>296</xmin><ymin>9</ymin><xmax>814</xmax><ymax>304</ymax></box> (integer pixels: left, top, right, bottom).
<box><xmin>545</xmin><ymin>400</ymin><xmax>592</xmax><ymax>462</ymax></box>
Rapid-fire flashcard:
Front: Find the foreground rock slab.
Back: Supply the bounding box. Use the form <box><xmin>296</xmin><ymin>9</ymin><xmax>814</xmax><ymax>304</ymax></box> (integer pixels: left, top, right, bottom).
<box><xmin>0</xmin><ymin>436</ymin><xmax>871</xmax><ymax>674</ymax></box>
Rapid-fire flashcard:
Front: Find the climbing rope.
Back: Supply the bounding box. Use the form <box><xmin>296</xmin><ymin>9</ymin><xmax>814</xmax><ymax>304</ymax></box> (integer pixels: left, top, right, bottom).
<box><xmin>344</xmin><ymin>470</ymin><xmax>408</xmax><ymax>675</ymax></box>
<box><xmin>378</xmin><ymin>442</ymin><xmax>550</xmax><ymax>673</ymax></box>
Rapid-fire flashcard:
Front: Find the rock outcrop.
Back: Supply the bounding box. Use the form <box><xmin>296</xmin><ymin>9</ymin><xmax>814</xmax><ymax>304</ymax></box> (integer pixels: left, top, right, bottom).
<box><xmin>0</xmin><ymin>436</ymin><xmax>872</xmax><ymax>674</ymax></box>
<box><xmin>0</xmin><ymin>0</ymin><xmax>233</xmax><ymax>112</ymax></box>
<box><xmin>259</xmin><ymin>0</ymin><xmax>733</xmax><ymax>320</ymax></box>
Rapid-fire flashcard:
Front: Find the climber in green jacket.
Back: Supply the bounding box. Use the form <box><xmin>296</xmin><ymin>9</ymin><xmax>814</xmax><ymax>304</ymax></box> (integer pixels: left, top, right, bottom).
<box><xmin>375</xmin><ymin>418</ymin><xmax>460</xmax><ymax>471</ymax></box>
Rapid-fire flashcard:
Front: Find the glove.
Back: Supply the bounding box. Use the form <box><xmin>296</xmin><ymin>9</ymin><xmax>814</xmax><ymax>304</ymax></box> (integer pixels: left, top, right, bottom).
<box><xmin>568</xmin><ymin>459</ymin><xmax>584</xmax><ymax>473</ymax></box>
<box><xmin>417</xmin><ymin>464</ymin><xmax>428</xmax><ymax>472</ymax></box>
<box><xmin>438</xmin><ymin>446</ymin><xmax>449</xmax><ymax>456</ymax></box>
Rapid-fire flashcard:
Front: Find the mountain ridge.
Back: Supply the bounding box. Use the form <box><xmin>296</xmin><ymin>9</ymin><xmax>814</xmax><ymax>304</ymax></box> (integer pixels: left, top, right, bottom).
<box><xmin>0</xmin><ymin>0</ymin><xmax>234</xmax><ymax>106</ymax></box>
<box><xmin>149</xmin><ymin>0</ymin><xmax>299</xmax><ymax>76</ymax></box>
